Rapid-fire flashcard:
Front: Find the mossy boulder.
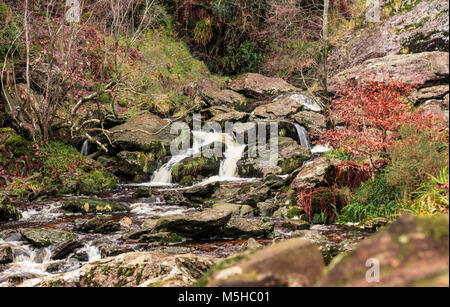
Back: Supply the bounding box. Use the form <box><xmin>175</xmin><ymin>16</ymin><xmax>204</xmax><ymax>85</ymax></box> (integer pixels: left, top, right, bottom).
<box><xmin>115</xmin><ymin>151</ymin><xmax>158</xmax><ymax>182</ymax></box>
<box><xmin>182</xmin><ymin>182</ymin><xmax>220</xmax><ymax>203</ymax></box>
<box><xmin>222</xmin><ymin>216</ymin><xmax>275</xmax><ymax>239</ymax></box>
<box><xmin>150</xmin><ymin>209</ymin><xmax>232</xmax><ymax>238</ymax></box>
<box><xmin>318</xmin><ymin>214</ymin><xmax>449</xmax><ymax>286</ymax></box>
<box><xmin>198</xmin><ymin>238</ymin><xmax>324</xmax><ymax>287</ymax></box>
<box><xmin>77</xmin><ymin>216</ymin><xmax>121</xmax><ymax>234</ymax></box>
<box><xmin>108</xmin><ymin>113</ymin><xmax>174</xmax><ymax>153</ymax></box>
<box><xmin>61</xmin><ymin>199</ymin><xmax>129</xmax><ymax>214</ymax></box>
<box><xmin>212</xmin><ymin>203</ymin><xmax>255</xmax><ymax>217</ymax></box>
<box><xmin>21</xmin><ymin>228</ymin><xmax>78</xmax><ymax>248</ymax></box>
<box><xmin>0</xmin><ymin>193</ymin><xmax>21</xmax><ymax>221</ymax></box>
<box><xmin>171</xmin><ymin>155</ymin><xmax>220</xmax><ymax>183</ymax></box>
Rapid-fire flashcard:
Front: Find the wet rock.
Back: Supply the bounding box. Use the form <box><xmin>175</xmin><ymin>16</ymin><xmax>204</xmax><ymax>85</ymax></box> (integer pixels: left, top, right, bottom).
<box><xmin>160</xmin><ymin>190</ymin><xmax>191</xmax><ymax>206</ymax></box>
<box><xmin>318</xmin><ymin>214</ymin><xmax>449</xmax><ymax>287</ymax></box>
<box><xmin>71</xmin><ymin>251</ymin><xmax>89</xmax><ymax>262</ymax></box>
<box><xmin>151</xmin><ymin>209</ymin><xmax>232</xmax><ymax>237</ymax></box>
<box><xmin>77</xmin><ymin>216</ymin><xmax>121</xmax><ymax>234</ymax></box>
<box><xmin>282</xmin><ymin>219</ymin><xmax>310</xmax><ymax>231</ymax></box>
<box><xmin>294</xmin><ymin>111</ymin><xmax>327</xmax><ymax>135</ymax></box>
<box><xmin>0</xmin><ymin>246</ymin><xmax>13</xmax><ymax>264</ymax></box>
<box><xmin>116</xmin><ymin>151</ymin><xmax>158</xmax><ymax>183</ymax></box>
<box><xmin>21</xmin><ymin>229</ymin><xmax>78</xmax><ymax>248</ymax></box>
<box><xmin>263</xmin><ymin>175</ymin><xmax>285</xmax><ymax>190</ymax></box>
<box><xmin>197</xmin><ymin>238</ymin><xmax>324</xmax><ymax>287</ymax></box>
<box><xmin>238</xmin><ymin>238</ymin><xmax>263</xmax><ymax>252</ymax></box>
<box><xmin>229</xmin><ymin>73</ymin><xmax>298</xmax><ymax>98</ymax></box>
<box><xmin>0</xmin><ymin>193</ymin><xmax>21</xmax><ymax>222</ymax></box>
<box><xmin>108</xmin><ymin>112</ymin><xmax>174</xmax><ymax>153</ymax></box>
<box><xmin>222</xmin><ymin>216</ymin><xmax>275</xmax><ymax>239</ymax></box>
<box><xmin>238</xmin><ymin>184</ymin><xmax>270</xmax><ymax>207</ymax></box>
<box><xmin>51</xmin><ymin>239</ymin><xmax>83</xmax><ymax>260</ymax></box>
<box><xmin>172</xmin><ymin>156</ymin><xmax>220</xmax><ymax>183</ymax></box>
<box><xmin>182</xmin><ymin>182</ymin><xmax>220</xmax><ymax>203</ymax></box>
<box><xmin>329</xmin><ymin>52</ymin><xmax>449</xmax><ymax>92</ymax></box>
<box><xmin>62</xmin><ymin>199</ymin><xmax>129</xmax><ymax>213</ymax></box>
<box><xmin>135</xmin><ymin>232</ymin><xmax>183</xmax><ymax>244</ymax></box>
<box><xmin>100</xmin><ymin>246</ymin><xmax>135</xmax><ymax>258</ymax></box>
<box><xmin>290</xmin><ymin>157</ymin><xmax>339</xmax><ymax>189</ymax></box>
<box><xmin>132</xmin><ymin>187</ymin><xmax>152</xmax><ymax>198</ymax></box>
<box><xmin>212</xmin><ymin>203</ymin><xmax>255</xmax><ymax>217</ymax></box>
<box><xmin>256</xmin><ymin>202</ymin><xmax>279</xmax><ymax>217</ymax></box>
<box><xmin>23</xmin><ymin>251</ymin><xmax>218</xmax><ymax>287</ymax></box>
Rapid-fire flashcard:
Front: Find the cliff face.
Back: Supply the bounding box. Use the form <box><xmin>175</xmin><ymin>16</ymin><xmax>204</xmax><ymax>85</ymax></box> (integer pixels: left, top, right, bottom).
<box><xmin>328</xmin><ymin>0</ymin><xmax>449</xmax><ymax>124</ymax></box>
<box><xmin>329</xmin><ymin>0</ymin><xmax>449</xmax><ymax>75</ymax></box>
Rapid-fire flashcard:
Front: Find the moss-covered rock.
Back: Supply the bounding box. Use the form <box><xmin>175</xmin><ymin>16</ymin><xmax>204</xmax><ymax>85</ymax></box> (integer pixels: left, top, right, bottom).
<box><xmin>61</xmin><ymin>199</ymin><xmax>129</xmax><ymax>214</ymax></box>
<box><xmin>221</xmin><ymin>216</ymin><xmax>275</xmax><ymax>239</ymax></box>
<box><xmin>318</xmin><ymin>214</ymin><xmax>449</xmax><ymax>286</ymax></box>
<box><xmin>77</xmin><ymin>216</ymin><xmax>121</xmax><ymax>234</ymax></box>
<box><xmin>150</xmin><ymin>208</ymin><xmax>232</xmax><ymax>238</ymax></box>
<box><xmin>0</xmin><ymin>193</ymin><xmax>21</xmax><ymax>221</ymax></box>
<box><xmin>197</xmin><ymin>238</ymin><xmax>324</xmax><ymax>287</ymax></box>
<box><xmin>21</xmin><ymin>228</ymin><xmax>78</xmax><ymax>248</ymax></box>
<box><xmin>171</xmin><ymin>155</ymin><xmax>220</xmax><ymax>183</ymax></box>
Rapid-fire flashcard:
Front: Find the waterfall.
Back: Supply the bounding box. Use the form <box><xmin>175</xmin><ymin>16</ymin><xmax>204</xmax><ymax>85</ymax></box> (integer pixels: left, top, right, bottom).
<box><xmin>81</xmin><ymin>139</ymin><xmax>89</xmax><ymax>156</ymax></box>
<box><xmin>294</xmin><ymin>124</ymin><xmax>311</xmax><ymax>149</ymax></box>
<box><xmin>150</xmin><ymin>131</ymin><xmax>246</xmax><ymax>185</ymax></box>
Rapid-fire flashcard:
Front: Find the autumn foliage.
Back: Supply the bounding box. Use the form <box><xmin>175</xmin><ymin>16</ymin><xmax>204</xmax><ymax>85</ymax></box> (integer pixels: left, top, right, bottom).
<box><xmin>318</xmin><ymin>80</ymin><xmax>445</xmax><ymax>168</ymax></box>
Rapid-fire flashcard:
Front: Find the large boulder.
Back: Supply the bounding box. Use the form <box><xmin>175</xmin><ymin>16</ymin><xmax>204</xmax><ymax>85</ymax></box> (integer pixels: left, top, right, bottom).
<box><xmin>294</xmin><ymin>111</ymin><xmax>327</xmax><ymax>135</ymax></box>
<box><xmin>318</xmin><ymin>214</ymin><xmax>449</xmax><ymax>287</ymax></box>
<box><xmin>171</xmin><ymin>155</ymin><xmax>220</xmax><ymax>183</ymax></box>
<box><xmin>186</xmin><ymin>78</ymin><xmax>248</xmax><ymax>110</ymax></box>
<box><xmin>238</xmin><ymin>137</ymin><xmax>312</xmax><ymax>177</ymax></box>
<box><xmin>61</xmin><ymin>199</ymin><xmax>129</xmax><ymax>214</ymax></box>
<box><xmin>21</xmin><ymin>251</ymin><xmax>218</xmax><ymax>287</ymax></box>
<box><xmin>198</xmin><ymin>238</ymin><xmax>324</xmax><ymax>286</ymax></box>
<box><xmin>77</xmin><ymin>216</ymin><xmax>121</xmax><ymax>234</ymax></box>
<box><xmin>108</xmin><ymin>113</ymin><xmax>175</xmax><ymax>153</ymax></box>
<box><xmin>329</xmin><ymin>0</ymin><xmax>449</xmax><ymax>75</ymax></box>
<box><xmin>290</xmin><ymin>157</ymin><xmax>339</xmax><ymax>189</ymax></box>
<box><xmin>222</xmin><ymin>216</ymin><xmax>275</xmax><ymax>239</ymax></box>
<box><xmin>254</xmin><ymin>93</ymin><xmax>321</xmax><ymax>119</ymax></box>
<box><xmin>229</xmin><ymin>73</ymin><xmax>298</xmax><ymax>98</ymax></box>
<box><xmin>329</xmin><ymin>52</ymin><xmax>449</xmax><ymax>92</ymax></box>
<box><xmin>115</xmin><ymin>151</ymin><xmax>158</xmax><ymax>183</ymax></box>
<box><xmin>20</xmin><ymin>229</ymin><xmax>78</xmax><ymax>248</ymax></box>
<box><xmin>212</xmin><ymin>203</ymin><xmax>255</xmax><ymax>217</ymax></box>
<box><xmin>148</xmin><ymin>209</ymin><xmax>232</xmax><ymax>237</ymax></box>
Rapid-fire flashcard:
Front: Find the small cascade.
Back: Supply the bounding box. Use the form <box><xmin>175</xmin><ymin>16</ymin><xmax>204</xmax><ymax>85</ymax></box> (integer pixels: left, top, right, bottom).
<box><xmin>294</xmin><ymin>124</ymin><xmax>312</xmax><ymax>149</ymax></box>
<box><xmin>81</xmin><ymin>139</ymin><xmax>89</xmax><ymax>156</ymax></box>
<box><xmin>150</xmin><ymin>130</ymin><xmax>246</xmax><ymax>185</ymax></box>
<box><xmin>81</xmin><ymin>244</ymin><xmax>102</xmax><ymax>262</ymax></box>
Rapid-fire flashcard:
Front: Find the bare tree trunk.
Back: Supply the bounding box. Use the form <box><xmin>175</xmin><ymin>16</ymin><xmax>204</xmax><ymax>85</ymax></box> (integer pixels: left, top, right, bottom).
<box><xmin>322</xmin><ymin>0</ymin><xmax>330</xmax><ymax>98</ymax></box>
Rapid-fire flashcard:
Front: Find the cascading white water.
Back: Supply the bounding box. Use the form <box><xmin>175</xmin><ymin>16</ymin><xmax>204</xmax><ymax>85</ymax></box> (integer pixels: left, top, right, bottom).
<box><xmin>150</xmin><ymin>131</ymin><xmax>246</xmax><ymax>185</ymax></box>
<box><xmin>294</xmin><ymin>124</ymin><xmax>311</xmax><ymax>149</ymax></box>
<box><xmin>81</xmin><ymin>139</ymin><xmax>89</xmax><ymax>156</ymax></box>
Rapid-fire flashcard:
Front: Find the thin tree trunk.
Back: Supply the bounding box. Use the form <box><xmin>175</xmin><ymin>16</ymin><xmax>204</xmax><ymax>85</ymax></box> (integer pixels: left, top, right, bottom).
<box><xmin>322</xmin><ymin>0</ymin><xmax>330</xmax><ymax>98</ymax></box>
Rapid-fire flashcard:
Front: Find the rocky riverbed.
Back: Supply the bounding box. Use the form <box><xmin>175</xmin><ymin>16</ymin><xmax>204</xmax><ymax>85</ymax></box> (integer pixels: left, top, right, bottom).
<box><xmin>0</xmin><ymin>182</ymin><xmax>373</xmax><ymax>287</ymax></box>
